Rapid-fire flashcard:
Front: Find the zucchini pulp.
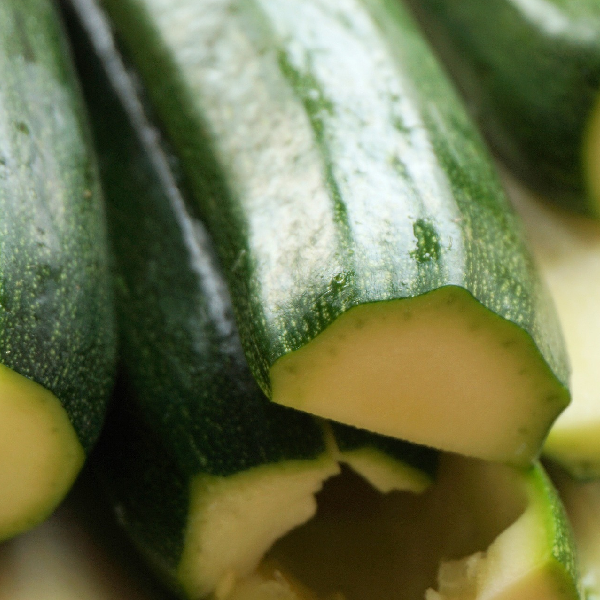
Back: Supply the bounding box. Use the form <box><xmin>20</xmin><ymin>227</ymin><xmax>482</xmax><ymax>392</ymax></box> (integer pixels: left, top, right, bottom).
<box><xmin>226</xmin><ymin>456</ymin><xmax>581</xmax><ymax>600</ymax></box>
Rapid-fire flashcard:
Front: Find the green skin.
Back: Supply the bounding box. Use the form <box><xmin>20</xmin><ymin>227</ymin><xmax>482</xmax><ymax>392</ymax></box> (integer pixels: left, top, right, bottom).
<box><xmin>0</xmin><ymin>0</ymin><xmax>114</xmax><ymax>453</ymax></box>
<box><xmin>407</xmin><ymin>0</ymin><xmax>600</xmax><ymax>217</ymax></box>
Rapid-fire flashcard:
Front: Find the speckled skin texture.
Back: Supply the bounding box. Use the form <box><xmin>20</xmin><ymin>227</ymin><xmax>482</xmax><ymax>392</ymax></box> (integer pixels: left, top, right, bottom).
<box><xmin>407</xmin><ymin>0</ymin><xmax>600</xmax><ymax>216</ymax></box>
<box><xmin>0</xmin><ymin>0</ymin><xmax>115</xmax><ymax>452</ymax></box>
<box><xmin>63</xmin><ymin>1</ymin><xmax>330</xmax><ymax>586</ymax></box>
<box><xmin>97</xmin><ymin>0</ymin><xmax>569</xmax><ymax>407</ymax></box>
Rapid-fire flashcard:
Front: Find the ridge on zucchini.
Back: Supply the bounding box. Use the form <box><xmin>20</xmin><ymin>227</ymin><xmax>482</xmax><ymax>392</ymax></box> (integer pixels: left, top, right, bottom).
<box><xmin>406</xmin><ymin>0</ymin><xmax>600</xmax><ymax>218</ymax></box>
<box><xmin>509</xmin><ymin>178</ymin><xmax>600</xmax><ymax>480</ymax></box>
<box><xmin>0</xmin><ymin>0</ymin><xmax>114</xmax><ymax>540</ymax></box>
<box><xmin>62</xmin><ymin>3</ymin><xmax>440</xmax><ymax>597</ymax></box>
<box><xmin>96</xmin><ymin>0</ymin><xmax>570</xmax><ymax>466</ymax></box>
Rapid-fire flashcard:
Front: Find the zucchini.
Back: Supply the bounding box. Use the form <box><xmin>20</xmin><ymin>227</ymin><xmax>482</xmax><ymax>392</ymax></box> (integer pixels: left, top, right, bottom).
<box><xmin>0</xmin><ymin>0</ymin><xmax>114</xmax><ymax>540</ymax></box>
<box><xmin>63</xmin><ymin>3</ymin><xmax>439</xmax><ymax>597</ymax></box>
<box><xmin>228</xmin><ymin>456</ymin><xmax>581</xmax><ymax>600</ymax></box>
<box><xmin>406</xmin><ymin>0</ymin><xmax>600</xmax><ymax>218</ymax></box>
<box><xmin>509</xmin><ymin>179</ymin><xmax>600</xmax><ymax>480</ymax></box>
<box><xmin>97</xmin><ymin>0</ymin><xmax>570</xmax><ymax>466</ymax></box>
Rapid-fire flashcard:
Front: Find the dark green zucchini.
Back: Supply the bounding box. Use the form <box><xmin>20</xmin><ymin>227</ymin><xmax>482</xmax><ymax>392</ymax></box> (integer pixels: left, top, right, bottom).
<box><xmin>406</xmin><ymin>0</ymin><xmax>600</xmax><ymax>218</ymax></box>
<box><xmin>0</xmin><ymin>0</ymin><xmax>114</xmax><ymax>540</ymax></box>
<box><xmin>63</xmin><ymin>2</ymin><xmax>439</xmax><ymax>596</ymax></box>
<box><xmin>97</xmin><ymin>0</ymin><xmax>570</xmax><ymax>466</ymax></box>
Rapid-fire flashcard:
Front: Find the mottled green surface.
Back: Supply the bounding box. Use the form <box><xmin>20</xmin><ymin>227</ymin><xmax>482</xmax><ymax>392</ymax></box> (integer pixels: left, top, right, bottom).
<box><xmin>407</xmin><ymin>0</ymin><xmax>600</xmax><ymax>216</ymax></box>
<box><xmin>97</xmin><ymin>0</ymin><xmax>569</xmax><ymax>428</ymax></box>
<box><xmin>64</xmin><ymin>2</ymin><xmax>331</xmax><ymax>589</ymax></box>
<box><xmin>0</xmin><ymin>0</ymin><xmax>114</xmax><ymax>452</ymax></box>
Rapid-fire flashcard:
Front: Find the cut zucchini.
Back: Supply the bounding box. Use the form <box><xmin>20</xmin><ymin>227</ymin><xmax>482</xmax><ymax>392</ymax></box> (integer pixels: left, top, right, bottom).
<box><xmin>227</xmin><ymin>456</ymin><xmax>581</xmax><ymax>600</ymax></box>
<box><xmin>94</xmin><ymin>0</ymin><xmax>568</xmax><ymax>464</ymax></box>
<box><xmin>0</xmin><ymin>0</ymin><xmax>114</xmax><ymax>539</ymax></box>
<box><xmin>62</xmin><ymin>3</ymin><xmax>439</xmax><ymax>597</ymax></box>
<box><xmin>329</xmin><ymin>421</ymin><xmax>437</xmax><ymax>494</ymax></box>
<box><xmin>406</xmin><ymin>0</ymin><xmax>600</xmax><ymax>218</ymax></box>
<box><xmin>509</xmin><ymin>179</ymin><xmax>600</xmax><ymax>479</ymax></box>
<box><xmin>95</xmin><ymin>0</ymin><xmax>570</xmax><ymax>465</ymax></box>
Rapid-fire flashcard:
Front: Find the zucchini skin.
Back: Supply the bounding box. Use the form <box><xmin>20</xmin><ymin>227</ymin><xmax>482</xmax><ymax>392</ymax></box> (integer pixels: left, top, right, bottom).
<box><xmin>0</xmin><ymin>0</ymin><xmax>114</xmax><ymax>453</ymax></box>
<box><xmin>406</xmin><ymin>0</ymin><xmax>600</xmax><ymax>217</ymax></box>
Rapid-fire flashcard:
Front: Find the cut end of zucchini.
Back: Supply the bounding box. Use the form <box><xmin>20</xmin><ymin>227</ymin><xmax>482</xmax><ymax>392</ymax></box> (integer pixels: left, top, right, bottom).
<box><xmin>583</xmin><ymin>92</ymin><xmax>600</xmax><ymax>219</ymax></box>
<box><xmin>177</xmin><ymin>457</ymin><xmax>339</xmax><ymax>600</ymax></box>
<box><xmin>271</xmin><ymin>287</ymin><xmax>568</xmax><ymax>467</ymax></box>
<box><xmin>0</xmin><ymin>364</ymin><xmax>85</xmax><ymax>541</ymax></box>
<box><xmin>221</xmin><ymin>456</ymin><xmax>576</xmax><ymax>600</ymax></box>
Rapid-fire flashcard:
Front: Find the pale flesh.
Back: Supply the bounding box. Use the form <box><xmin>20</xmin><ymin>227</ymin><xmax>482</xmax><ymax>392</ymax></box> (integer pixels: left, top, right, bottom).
<box><xmin>0</xmin><ymin>363</ymin><xmax>84</xmax><ymax>541</ymax></box>
<box><xmin>178</xmin><ymin>457</ymin><xmax>340</xmax><ymax>600</ymax></box>
<box><xmin>271</xmin><ymin>287</ymin><xmax>567</xmax><ymax>466</ymax></box>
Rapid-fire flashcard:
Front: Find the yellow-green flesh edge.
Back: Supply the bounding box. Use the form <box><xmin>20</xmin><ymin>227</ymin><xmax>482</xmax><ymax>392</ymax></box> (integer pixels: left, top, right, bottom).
<box><xmin>0</xmin><ymin>363</ymin><xmax>84</xmax><ymax>540</ymax></box>
<box><xmin>223</xmin><ymin>456</ymin><xmax>579</xmax><ymax>600</ymax></box>
<box><xmin>510</xmin><ymin>180</ymin><xmax>600</xmax><ymax>479</ymax></box>
<box><xmin>271</xmin><ymin>287</ymin><xmax>568</xmax><ymax>466</ymax></box>
<box><xmin>177</xmin><ymin>457</ymin><xmax>340</xmax><ymax>600</ymax></box>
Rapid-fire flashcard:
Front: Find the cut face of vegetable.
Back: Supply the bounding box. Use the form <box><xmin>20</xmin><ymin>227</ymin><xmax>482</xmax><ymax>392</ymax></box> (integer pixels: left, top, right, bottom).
<box><xmin>96</xmin><ymin>0</ymin><xmax>570</xmax><ymax>467</ymax></box>
<box><xmin>0</xmin><ymin>0</ymin><xmax>114</xmax><ymax>540</ymax></box>
<box><xmin>272</xmin><ymin>287</ymin><xmax>566</xmax><ymax>464</ymax></box>
<box><xmin>0</xmin><ymin>364</ymin><xmax>84</xmax><ymax>541</ymax></box>
<box><xmin>406</xmin><ymin>0</ymin><xmax>600</xmax><ymax>218</ymax></box>
<box><xmin>224</xmin><ymin>456</ymin><xmax>580</xmax><ymax>600</ymax></box>
<box><xmin>509</xmin><ymin>180</ymin><xmax>600</xmax><ymax>479</ymax></box>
